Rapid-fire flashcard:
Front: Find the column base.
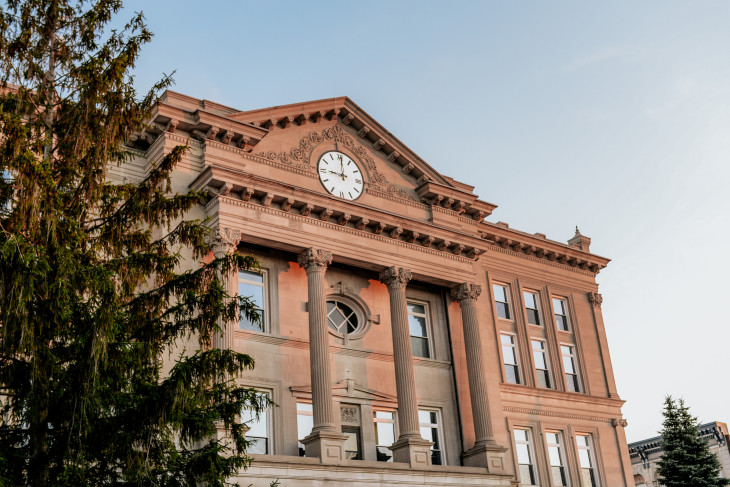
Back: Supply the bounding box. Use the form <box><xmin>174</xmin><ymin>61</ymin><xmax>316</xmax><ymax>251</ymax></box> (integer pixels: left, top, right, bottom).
<box><xmin>462</xmin><ymin>441</ymin><xmax>509</xmax><ymax>473</ymax></box>
<box><xmin>391</xmin><ymin>436</ymin><xmax>434</xmax><ymax>467</ymax></box>
<box><xmin>302</xmin><ymin>429</ymin><xmax>348</xmax><ymax>463</ymax></box>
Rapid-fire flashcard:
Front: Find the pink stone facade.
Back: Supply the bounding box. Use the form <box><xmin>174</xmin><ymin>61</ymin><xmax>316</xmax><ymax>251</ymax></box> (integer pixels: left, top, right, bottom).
<box><xmin>118</xmin><ymin>92</ymin><xmax>634</xmax><ymax>486</ymax></box>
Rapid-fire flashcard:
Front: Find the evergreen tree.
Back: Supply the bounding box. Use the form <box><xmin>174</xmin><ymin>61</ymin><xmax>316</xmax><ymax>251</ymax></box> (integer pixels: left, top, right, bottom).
<box><xmin>656</xmin><ymin>396</ymin><xmax>729</xmax><ymax>487</ymax></box>
<box><xmin>0</xmin><ymin>1</ymin><xmax>268</xmax><ymax>485</ymax></box>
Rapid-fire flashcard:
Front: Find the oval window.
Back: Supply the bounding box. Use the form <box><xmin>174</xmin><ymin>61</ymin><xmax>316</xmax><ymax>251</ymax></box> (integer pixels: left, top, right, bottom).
<box><xmin>327</xmin><ymin>300</ymin><xmax>360</xmax><ymax>335</ymax></box>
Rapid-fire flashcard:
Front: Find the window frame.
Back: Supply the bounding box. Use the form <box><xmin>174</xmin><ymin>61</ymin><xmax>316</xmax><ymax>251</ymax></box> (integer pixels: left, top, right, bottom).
<box><xmin>501</xmin><ymin>333</ymin><xmax>522</xmax><ymax>385</ymax></box>
<box><xmin>575</xmin><ymin>433</ymin><xmax>600</xmax><ymax>487</ymax></box>
<box><xmin>545</xmin><ymin>430</ymin><xmax>570</xmax><ymax>487</ymax></box>
<box><xmin>493</xmin><ymin>283</ymin><xmax>513</xmax><ymax>320</ymax></box>
<box><xmin>296</xmin><ymin>401</ymin><xmax>314</xmax><ymax>457</ymax></box>
<box><xmin>560</xmin><ymin>344</ymin><xmax>582</xmax><ymax>393</ymax></box>
<box><xmin>418</xmin><ymin>408</ymin><xmax>446</xmax><ymax>466</ymax></box>
<box><xmin>531</xmin><ymin>339</ymin><xmax>553</xmax><ymax>389</ymax></box>
<box><xmin>513</xmin><ymin>427</ymin><xmax>540</xmax><ymax>486</ymax></box>
<box><xmin>238</xmin><ymin>268</ymin><xmax>269</xmax><ymax>333</ymax></box>
<box><xmin>373</xmin><ymin>408</ymin><xmax>398</xmax><ymax>462</ymax></box>
<box><xmin>552</xmin><ymin>297</ymin><xmax>571</xmax><ymax>332</ymax></box>
<box><xmin>407</xmin><ymin>299</ymin><xmax>432</xmax><ymax>359</ymax></box>
<box><xmin>523</xmin><ymin>290</ymin><xmax>543</xmax><ymax>326</ymax></box>
<box><xmin>240</xmin><ymin>390</ymin><xmax>272</xmax><ymax>455</ymax></box>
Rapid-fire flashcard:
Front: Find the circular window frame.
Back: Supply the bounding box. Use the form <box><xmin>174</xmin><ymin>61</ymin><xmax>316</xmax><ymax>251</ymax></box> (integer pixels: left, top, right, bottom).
<box><xmin>325</xmin><ymin>290</ymin><xmax>373</xmax><ymax>341</ymax></box>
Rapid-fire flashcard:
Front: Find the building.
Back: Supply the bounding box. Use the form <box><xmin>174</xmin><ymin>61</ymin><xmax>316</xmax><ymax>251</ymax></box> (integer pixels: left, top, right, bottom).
<box><xmin>120</xmin><ymin>92</ymin><xmax>634</xmax><ymax>486</ymax></box>
<box><xmin>629</xmin><ymin>421</ymin><xmax>730</xmax><ymax>486</ymax></box>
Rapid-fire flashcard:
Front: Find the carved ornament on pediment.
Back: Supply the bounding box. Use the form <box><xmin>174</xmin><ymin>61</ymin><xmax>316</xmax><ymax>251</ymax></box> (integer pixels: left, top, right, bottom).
<box><xmin>255</xmin><ymin>125</ymin><xmax>416</xmax><ymax>201</ymax></box>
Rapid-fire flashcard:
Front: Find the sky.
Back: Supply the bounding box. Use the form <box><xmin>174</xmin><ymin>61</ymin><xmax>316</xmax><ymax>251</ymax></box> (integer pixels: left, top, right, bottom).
<box><xmin>118</xmin><ymin>0</ymin><xmax>730</xmax><ymax>443</ymax></box>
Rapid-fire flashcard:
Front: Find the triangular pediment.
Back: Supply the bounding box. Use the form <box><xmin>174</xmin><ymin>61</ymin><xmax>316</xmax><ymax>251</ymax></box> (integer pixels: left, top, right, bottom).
<box><xmin>229</xmin><ymin>97</ymin><xmax>496</xmax><ymax>217</ymax></box>
<box><xmin>290</xmin><ymin>379</ymin><xmax>397</xmax><ymax>405</ymax></box>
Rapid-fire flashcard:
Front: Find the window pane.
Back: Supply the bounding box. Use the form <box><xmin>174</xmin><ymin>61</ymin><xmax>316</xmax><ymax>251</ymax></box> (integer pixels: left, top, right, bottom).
<box><xmin>239</xmin><ymin>283</ymin><xmax>264</xmax><ymax>308</ymax></box>
<box><xmin>409</xmin><ymin>315</ymin><xmax>427</xmax><ymax>337</ymax></box>
<box><xmin>493</xmin><ymin>284</ymin><xmax>507</xmax><ymax>302</ymax></box>
<box><xmin>519</xmin><ymin>465</ymin><xmax>535</xmax><ymax>485</ymax></box>
<box><xmin>548</xmin><ymin>445</ymin><xmax>561</xmax><ymax>466</ymax></box>
<box><xmin>561</xmin><ymin>345</ymin><xmax>571</xmax><ymax>355</ymax></box>
<box><xmin>567</xmin><ymin>375</ymin><xmax>579</xmax><ymax>392</ymax></box>
<box><xmin>297</xmin><ymin>410</ymin><xmax>313</xmax><ymax>440</ymax></box>
<box><xmin>516</xmin><ymin>443</ymin><xmax>531</xmax><ymax>463</ymax></box>
<box><xmin>503</xmin><ymin>345</ymin><xmax>517</xmax><ymax>365</ymax></box>
<box><xmin>537</xmin><ymin>370</ymin><xmax>550</xmax><ymax>388</ymax></box>
<box><xmin>496</xmin><ymin>302</ymin><xmax>510</xmax><ymax>319</ymax></box>
<box><xmin>513</xmin><ymin>429</ymin><xmax>527</xmax><ymax>442</ymax></box>
<box><xmin>418</xmin><ymin>410</ymin><xmax>431</xmax><ymax>423</ymax></box>
<box><xmin>524</xmin><ymin>292</ymin><xmax>536</xmax><ymax>308</ymax></box>
<box><xmin>375</xmin><ymin>422</ymin><xmax>395</xmax><ymax>446</ymax></box>
<box><xmin>556</xmin><ymin>315</ymin><xmax>568</xmax><ymax>330</ymax></box>
<box><xmin>563</xmin><ymin>356</ymin><xmax>575</xmax><ymax>374</ymax></box>
<box><xmin>343</xmin><ymin>430</ymin><xmax>361</xmax><ymax>460</ymax></box>
<box><xmin>501</xmin><ymin>334</ymin><xmax>514</xmax><ymax>345</ymax></box>
<box><xmin>239</xmin><ymin>270</ymin><xmax>263</xmax><ymax>283</ymax></box>
<box><xmin>552</xmin><ymin>466</ymin><xmax>567</xmax><ymax>486</ymax></box>
<box><xmin>526</xmin><ymin>309</ymin><xmax>540</xmax><ymax>325</ymax></box>
<box><xmin>240</xmin><ymin>309</ymin><xmax>264</xmax><ymax>331</ymax></box>
<box><xmin>408</xmin><ymin>302</ymin><xmax>425</xmax><ymax>315</ymax></box>
<box><xmin>247</xmin><ymin>437</ymin><xmax>268</xmax><ymax>454</ymax></box>
<box><xmin>552</xmin><ymin>298</ymin><xmax>563</xmax><ymax>314</ymax></box>
<box><xmin>375</xmin><ymin>411</ymin><xmax>393</xmax><ymax>420</ymax></box>
<box><xmin>506</xmin><ymin>365</ymin><xmax>520</xmax><ymax>384</ymax></box>
<box><xmin>579</xmin><ymin>448</ymin><xmax>591</xmax><ymax>467</ymax></box>
<box><xmin>411</xmin><ymin>336</ymin><xmax>430</xmax><ymax>358</ymax></box>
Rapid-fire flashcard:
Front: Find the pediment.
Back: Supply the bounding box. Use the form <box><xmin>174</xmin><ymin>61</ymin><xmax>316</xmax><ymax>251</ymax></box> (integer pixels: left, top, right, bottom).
<box><xmin>229</xmin><ymin>97</ymin><xmax>496</xmax><ymax>219</ymax></box>
<box><xmin>290</xmin><ymin>379</ymin><xmax>397</xmax><ymax>405</ymax></box>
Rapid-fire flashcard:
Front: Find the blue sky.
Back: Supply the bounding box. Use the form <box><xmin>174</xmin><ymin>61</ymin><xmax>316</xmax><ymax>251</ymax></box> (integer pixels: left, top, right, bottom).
<box><xmin>120</xmin><ymin>0</ymin><xmax>730</xmax><ymax>442</ymax></box>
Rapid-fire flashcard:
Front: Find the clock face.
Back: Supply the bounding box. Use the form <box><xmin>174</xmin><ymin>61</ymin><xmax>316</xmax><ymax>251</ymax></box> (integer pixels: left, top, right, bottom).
<box><xmin>317</xmin><ymin>151</ymin><xmax>364</xmax><ymax>200</ymax></box>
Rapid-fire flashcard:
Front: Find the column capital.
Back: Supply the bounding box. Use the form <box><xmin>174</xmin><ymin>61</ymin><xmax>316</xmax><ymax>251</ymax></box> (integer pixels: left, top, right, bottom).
<box><xmin>206</xmin><ymin>227</ymin><xmax>240</xmax><ymax>259</ymax></box>
<box><xmin>379</xmin><ymin>266</ymin><xmax>412</xmax><ymax>289</ymax></box>
<box><xmin>451</xmin><ymin>282</ymin><xmax>482</xmax><ymax>303</ymax></box>
<box><xmin>297</xmin><ymin>248</ymin><xmax>332</xmax><ymax>273</ymax></box>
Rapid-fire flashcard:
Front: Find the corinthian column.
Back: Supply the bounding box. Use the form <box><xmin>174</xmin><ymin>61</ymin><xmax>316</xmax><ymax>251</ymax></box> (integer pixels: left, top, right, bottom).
<box><xmin>297</xmin><ymin>248</ymin><xmax>346</xmax><ymax>462</ymax></box>
<box><xmin>451</xmin><ymin>282</ymin><xmax>507</xmax><ymax>473</ymax></box>
<box><xmin>208</xmin><ymin>228</ymin><xmax>240</xmax><ymax>351</ymax></box>
<box><xmin>379</xmin><ymin>266</ymin><xmax>433</xmax><ymax>467</ymax></box>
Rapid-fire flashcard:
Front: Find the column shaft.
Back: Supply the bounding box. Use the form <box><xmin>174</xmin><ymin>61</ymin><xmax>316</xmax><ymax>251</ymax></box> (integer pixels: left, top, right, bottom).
<box><xmin>298</xmin><ymin>249</ymin><xmax>336</xmax><ymax>432</ymax></box>
<box><xmin>452</xmin><ymin>283</ymin><xmax>495</xmax><ymax>445</ymax></box>
<box><xmin>380</xmin><ymin>267</ymin><xmax>421</xmax><ymax>439</ymax></box>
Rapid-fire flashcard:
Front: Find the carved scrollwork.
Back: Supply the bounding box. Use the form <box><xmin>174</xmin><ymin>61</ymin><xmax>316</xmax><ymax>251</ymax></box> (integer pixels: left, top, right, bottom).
<box><xmin>450</xmin><ymin>282</ymin><xmax>482</xmax><ymax>303</ymax></box>
<box><xmin>379</xmin><ymin>266</ymin><xmax>412</xmax><ymax>289</ymax></box>
<box><xmin>206</xmin><ymin>227</ymin><xmax>241</xmax><ymax>258</ymax></box>
<box><xmin>589</xmin><ymin>292</ymin><xmax>603</xmax><ymax>308</ymax></box>
<box><xmin>297</xmin><ymin>248</ymin><xmax>332</xmax><ymax>273</ymax></box>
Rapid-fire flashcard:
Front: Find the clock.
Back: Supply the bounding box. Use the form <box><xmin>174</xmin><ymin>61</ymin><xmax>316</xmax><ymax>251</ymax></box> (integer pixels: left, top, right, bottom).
<box><xmin>317</xmin><ymin>151</ymin><xmax>364</xmax><ymax>200</ymax></box>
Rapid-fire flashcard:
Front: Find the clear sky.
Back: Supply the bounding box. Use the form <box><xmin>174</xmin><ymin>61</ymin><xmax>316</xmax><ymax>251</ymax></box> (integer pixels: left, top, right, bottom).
<box><xmin>119</xmin><ymin>0</ymin><xmax>730</xmax><ymax>442</ymax></box>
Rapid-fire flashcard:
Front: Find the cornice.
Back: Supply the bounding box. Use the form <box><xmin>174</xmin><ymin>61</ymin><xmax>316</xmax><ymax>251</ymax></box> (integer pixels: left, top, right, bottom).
<box><xmin>500</xmin><ymin>383</ymin><xmax>625</xmax><ymax>407</ymax></box>
<box><xmin>214</xmin><ymin>196</ymin><xmax>482</xmax><ymax>264</ymax></box>
<box><xmin>503</xmin><ymin>406</ymin><xmax>614</xmax><ymax>425</ymax></box>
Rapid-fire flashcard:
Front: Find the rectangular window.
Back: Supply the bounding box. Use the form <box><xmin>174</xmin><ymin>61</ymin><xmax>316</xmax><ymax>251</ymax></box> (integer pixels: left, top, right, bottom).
<box><xmin>546</xmin><ymin>432</ymin><xmax>569</xmax><ymax>486</ymax></box>
<box><xmin>419</xmin><ymin>409</ymin><xmax>444</xmax><ymax>465</ymax></box>
<box><xmin>296</xmin><ymin>402</ymin><xmax>313</xmax><ymax>457</ymax></box>
<box><xmin>501</xmin><ymin>334</ymin><xmax>521</xmax><ymax>384</ymax></box>
<box><xmin>553</xmin><ymin>298</ymin><xmax>570</xmax><ymax>331</ymax></box>
<box><xmin>493</xmin><ymin>284</ymin><xmax>511</xmax><ymax>319</ymax></box>
<box><xmin>514</xmin><ymin>428</ymin><xmax>538</xmax><ymax>486</ymax></box>
<box><xmin>531</xmin><ymin>340</ymin><xmax>552</xmax><ymax>389</ymax></box>
<box><xmin>343</xmin><ymin>426</ymin><xmax>362</xmax><ymax>460</ymax></box>
<box><xmin>239</xmin><ymin>270</ymin><xmax>266</xmax><ymax>332</ymax></box>
<box><xmin>576</xmin><ymin>434</ymin><xmax>599</xmax><ymax>487</ymax></box>
<box><xmin>240</xmin><ymin>391</ymin><xmax>270</xmax><ymax>454</ymax></box>
<box><xmin>561</xmin><ymin>345</ymin><xmax>581</xmax><ymax>392</ymax></box>
<box><xmin>524</xmin><ymin>291</ymin><xmax>541</xmax><ymax>326</ymax></box>
<box><xmin>407</xmin><ymin>302</ymin><xmax>430</xmax><ymax>358</ymax></box>
<box><xmin>374</xmin><ymin>410</ymin><xmax>396</xmax><ymax>462</ymax></box>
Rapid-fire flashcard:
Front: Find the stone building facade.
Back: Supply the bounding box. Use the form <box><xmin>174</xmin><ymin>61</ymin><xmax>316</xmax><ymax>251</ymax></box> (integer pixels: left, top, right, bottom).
<box><xmin>120</xmin><ymin>92</ymin><xmax>634</xmax><ymax>486</ymax></box>
<box><xmin>629</xmin><ymin>421</ymin><xmax>730</xmax><ymax>486</ymax></box>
